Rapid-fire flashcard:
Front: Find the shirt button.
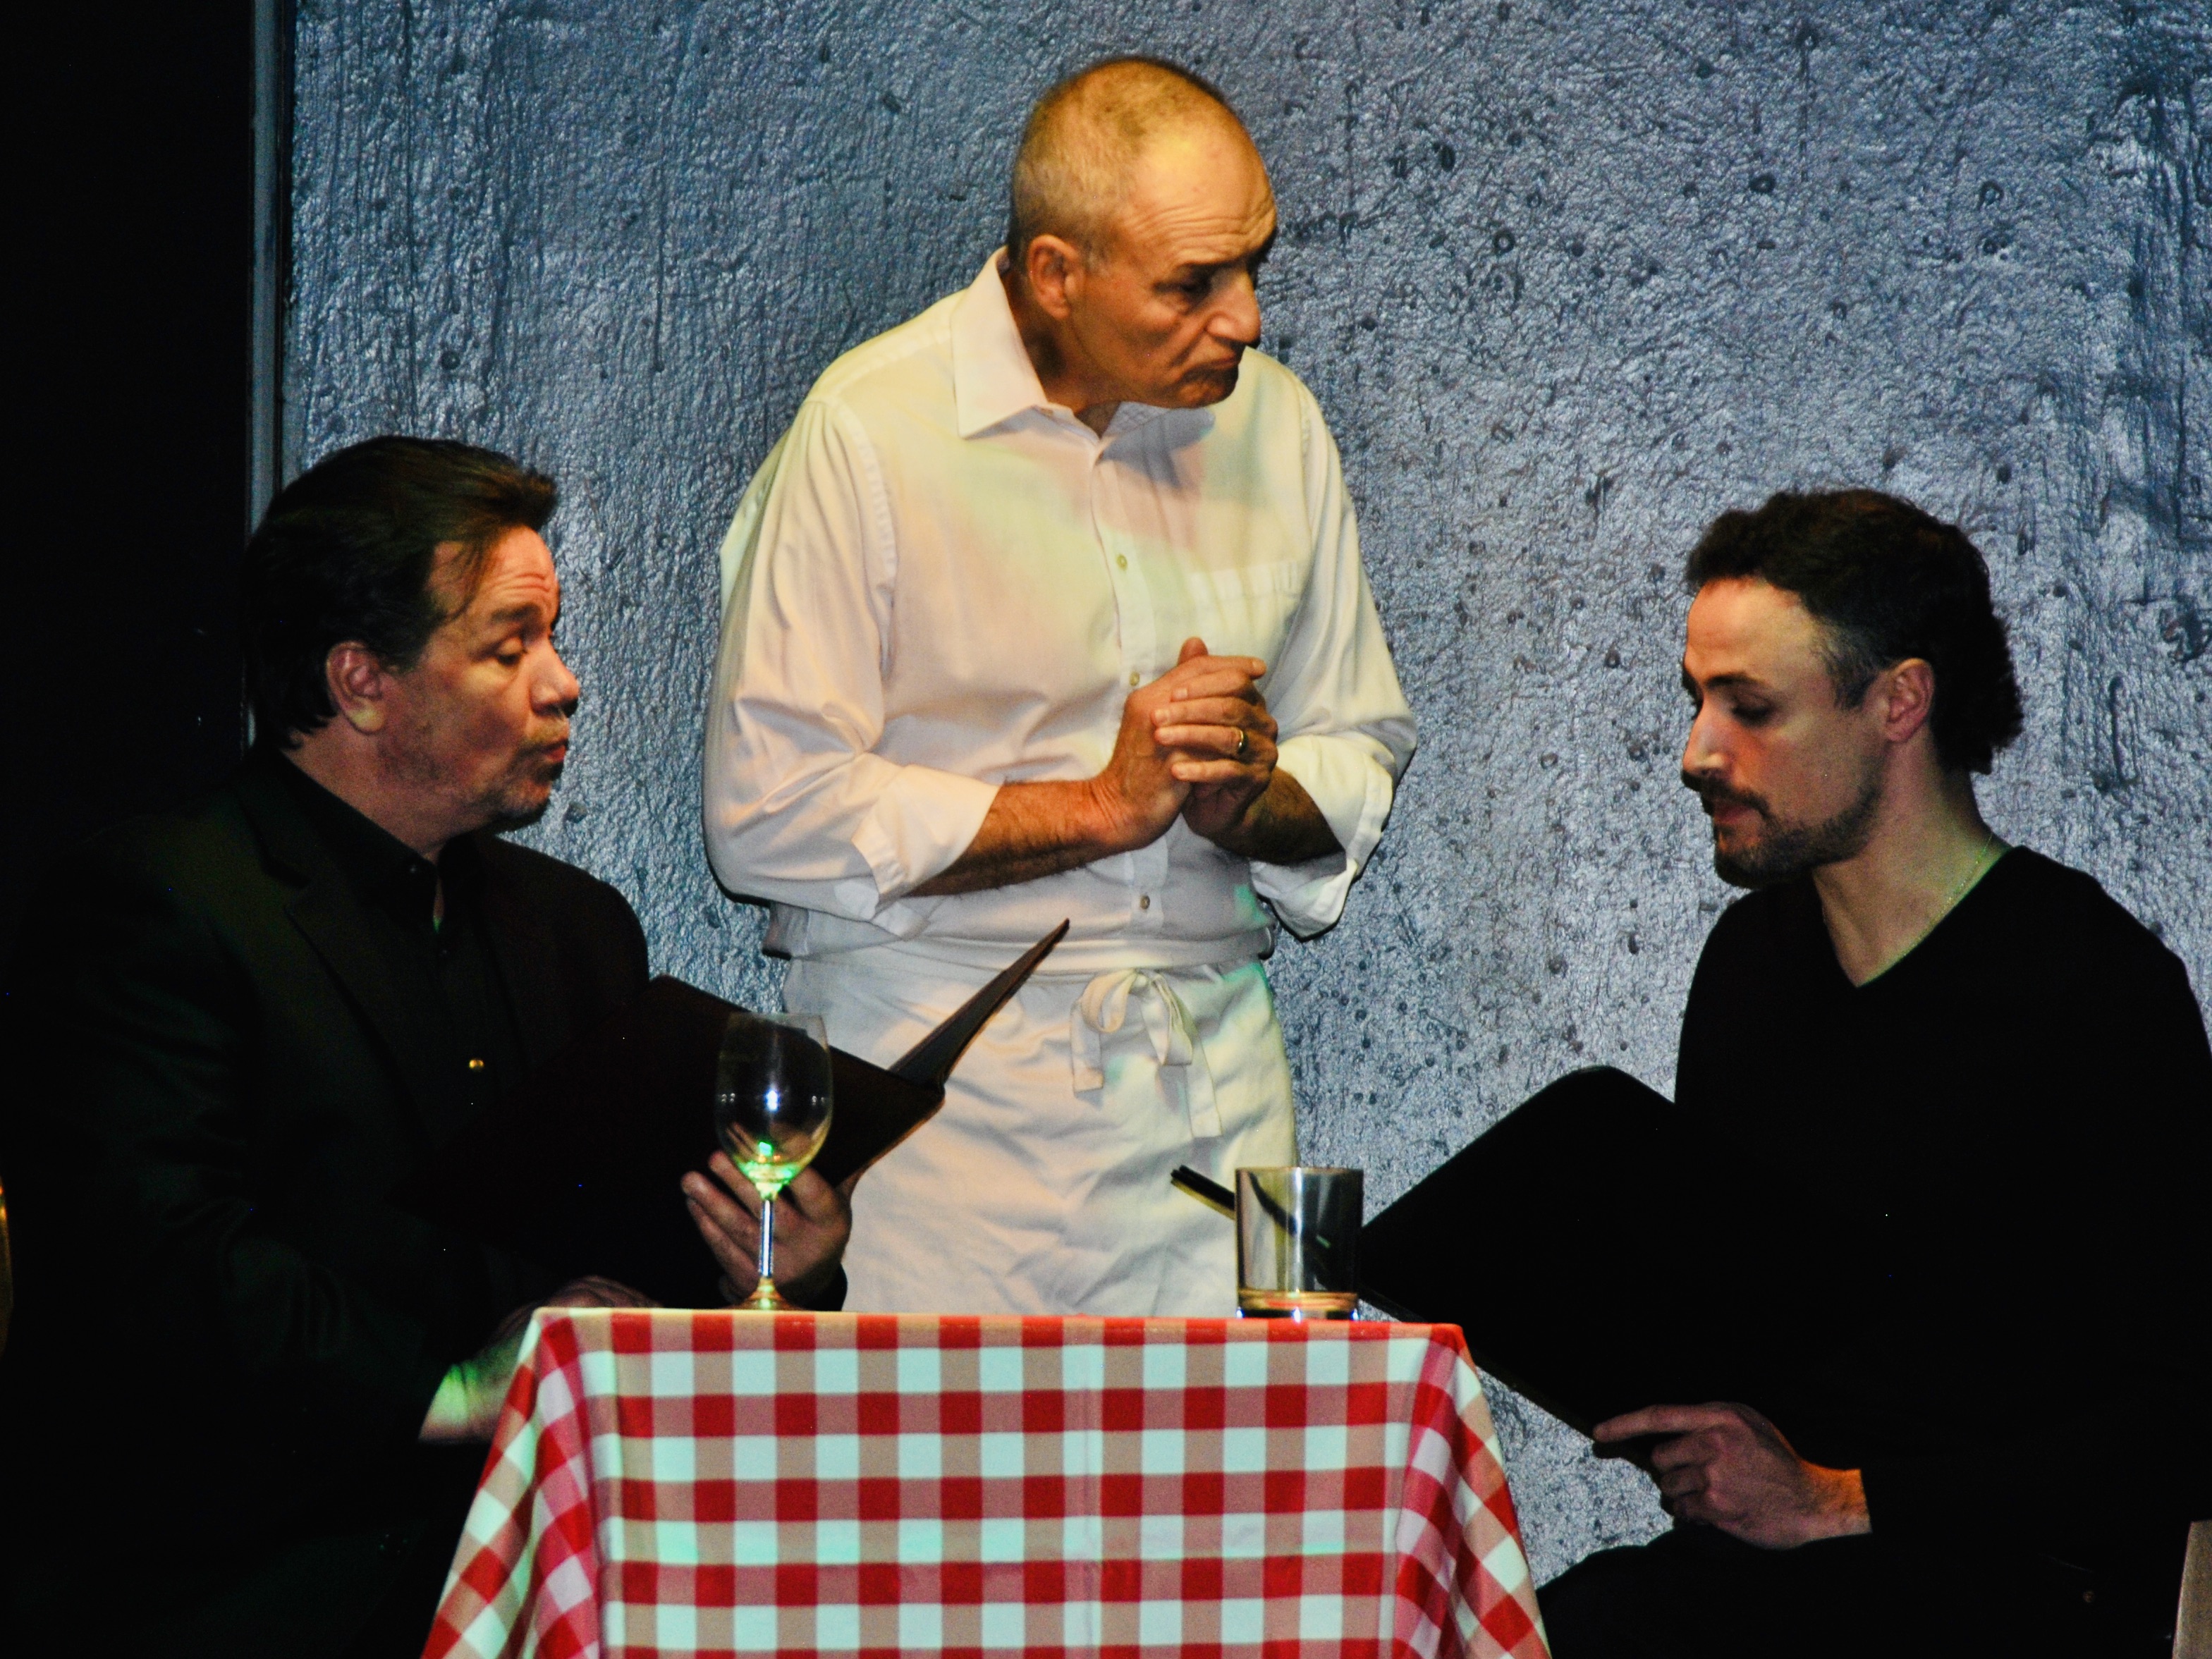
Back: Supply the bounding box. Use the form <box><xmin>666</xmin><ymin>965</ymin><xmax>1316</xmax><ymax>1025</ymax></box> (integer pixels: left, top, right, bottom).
<box><xmin>1116</xmin><ymin>553</ymin><xmax>1128</xmax><ymax>570</ymax></box>
<box><xmin>467</xmin><ymin>1058</ymin><xmax>487</xmax><ymax>1073</ymax></box>
<box><xmin>1139</xmin><ymin>895</ymin><xmax>1151</xmax><ymax>910</ymax></box>
<box><xmin>1129</xmin><ymin>671</ymin><xmax>1140</xmax><ymax>687</ymax></box>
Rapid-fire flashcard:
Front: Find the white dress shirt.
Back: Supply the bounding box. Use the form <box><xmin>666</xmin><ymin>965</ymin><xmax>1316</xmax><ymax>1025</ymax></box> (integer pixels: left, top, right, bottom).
<box><xmin>706</xmin><ymin>255</ymin><xmax>1416</xmax><ymax>973</ymax></box>
<box><xmin>704</xmin><ymin>255</ymin><xmax>1414</xmax><ymax>1314</ymax></box>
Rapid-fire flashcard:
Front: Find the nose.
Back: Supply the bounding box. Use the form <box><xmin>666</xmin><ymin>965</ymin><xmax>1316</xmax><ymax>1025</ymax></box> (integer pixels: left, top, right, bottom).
<box><xmin>541</xmin><ymin>644</ymin><xmax>581</xmax><ymax>716</ymax></box>
<box><xmin>1212</xmin><ymin>270</ymin><xmax>1261</xmax><ymax>348</ymax></box>
<box><xmin>1680</xmin><ymin>699</ymin><xmax>1723</xmax><ymax>783</ymax></box>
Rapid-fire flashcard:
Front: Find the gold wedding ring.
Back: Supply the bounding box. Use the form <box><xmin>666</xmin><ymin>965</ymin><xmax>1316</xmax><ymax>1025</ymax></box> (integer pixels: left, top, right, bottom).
<box><xmin>1235</xmin><ymin>730</ymin><xmax>1249</xmax><ymax>760</ymax></box>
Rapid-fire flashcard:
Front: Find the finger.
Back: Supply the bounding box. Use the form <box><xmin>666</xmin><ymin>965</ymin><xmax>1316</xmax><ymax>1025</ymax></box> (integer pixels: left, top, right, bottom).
<box><xmin>1668</xmin><ymin>1490</ymin><xmax>1721</xmax><ymax>1527</ymax></box>
<box><xmin>1154</xmin><ymin>694</ymin><xmax>1269</xmax><ymax>728</ymax></box>
<box><xmin>1717</xmin><ymin>1401</ymin><xmax>1788</xmax><ymax>1449</ymax></box>
<box><xmin>1156</xmin><ymin>721</ymin><xmax>1271</xmax><ymax>756</ymax></box>
<box><xmin>683</xmin><ymin>1173</ymin><xmax>762</xmax><ymax>1248</ymax></box>
<box><xmin>1162</xmin><ymin>666</ymin><xmax>1267</xmax><ymax>702</ymax></box>
<box><xmin>1170</xmin><ymin>759</ymin><xmax>1262</xmax><ymax>785</ymax></box>
<box><xmin>1594</xmin><ymin>1405</ymin><xmax>1731</xmax><ymax>1443</ymax></box>
<box><xmin>1178</xmin><ymin>636</ymin><xmax>1209</xmax><ymax>664</ymax></box>
<box><xmin>778</xmin><ymin>1165</ymin><xmax>839</xmax><ymax>1223</ymax></box>
<box><xmin>693</xmin><ymin>1159</ymin><xmax>755</xmax><ymax>1212</ymax></box>
<box><xmin>1658</xmin><ymin>1466</ymin><xmax>1709</xmax><ymax>1503</ymax></box>
<box><xmin>688</xmin><ymin>1196</ymin><xmax>758</xmax><ymax>1277</ymax></box>
<box><xmin>548</xmin><ymin>1275</ymin><xmax>658</xmax><ymax>1310</ymax></box>
<box><xmin>1669</xmin><ymin>1483</ymin><xmax>1743</xmax><ymax>1530</ymax></box>
<box><xmin>686</xmin><ymin>1194</ymin><xmax>759</xmax><ymax>1267</ymax></box>
<box><xmin>572</xmin><ymin>1275</ymin><xmax>650</xmax><ymax>1307</ymax></box>
<box><xmin>1644</xmin><ymin>1433</ymin><xmax>1714</xmax><ymax>1474</ymax></box>
<box><xmin>705</xmin><ymin>1151</ymin><xmax>764</xmax><ymax>1216</ymax></box>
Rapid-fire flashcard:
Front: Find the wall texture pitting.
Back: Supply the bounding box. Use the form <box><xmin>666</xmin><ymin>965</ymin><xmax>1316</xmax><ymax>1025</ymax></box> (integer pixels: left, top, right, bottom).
<box><xmin>289</xmin><ymin>1</ymin><xmax>2209</xmax><ymax>1579</ymax></box>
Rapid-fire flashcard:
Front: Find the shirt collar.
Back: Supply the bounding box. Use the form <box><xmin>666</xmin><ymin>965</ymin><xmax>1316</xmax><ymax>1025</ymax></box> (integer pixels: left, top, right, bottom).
<box><xmin>951</xmin><ymin>252</ymin><xmax>1051</xmax><ymax>439</ymax></box>
<box><xmin>950</xmin><ymin>252</ymin><xmax>1185</xmax><ymax>443</ymax></box>
<box><xmin>269</xmin><ymin>752</ymin><xmax>482</xmax><ymax>931</ymax></box>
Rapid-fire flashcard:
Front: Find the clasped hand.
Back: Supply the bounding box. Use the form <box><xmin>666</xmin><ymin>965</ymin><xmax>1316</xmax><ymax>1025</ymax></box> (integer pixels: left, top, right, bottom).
<box><xmin>1094</xmin><ymin>636</ymin><xmax>1278</xmax><ymax>848</ymax></box>
<box><xmin>1593</xmin><ymin>1402</ymin><xmax>1869</xmax><ymax>1550</ymax></box>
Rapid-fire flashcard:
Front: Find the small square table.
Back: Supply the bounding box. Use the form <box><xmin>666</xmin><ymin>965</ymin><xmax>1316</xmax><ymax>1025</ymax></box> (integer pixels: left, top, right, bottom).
<box><xmin>427</xmin><ymin>1311</ymin><xmax>1551</xmax><ymax>1658</ymax></box>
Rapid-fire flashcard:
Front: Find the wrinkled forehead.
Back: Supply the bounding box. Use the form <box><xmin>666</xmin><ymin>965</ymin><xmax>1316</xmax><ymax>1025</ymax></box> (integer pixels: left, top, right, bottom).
<box><xmin>434</xmin><ymin>527</ymin><xmax>561</xmax><ymax>623</ymax></box>
<box><xmin>1105</xmin><ymin>119</ymin><xmax>1275</xmax><ymax>262</ymax></box>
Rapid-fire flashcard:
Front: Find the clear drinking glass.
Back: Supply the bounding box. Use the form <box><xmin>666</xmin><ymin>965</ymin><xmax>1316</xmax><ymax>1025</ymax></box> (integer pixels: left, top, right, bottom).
<box><xmin>1235</xmin><ymin>1166</ymin><xmax>1363</xmax><ymax>1319</ymax></box>
<box><xmin>713</xmin><ymin>1011</ymin><xmax>834</xmax><ymax>1312</ymax></box>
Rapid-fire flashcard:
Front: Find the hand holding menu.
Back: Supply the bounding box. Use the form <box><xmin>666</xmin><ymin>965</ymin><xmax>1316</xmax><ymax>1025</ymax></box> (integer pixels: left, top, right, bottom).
<box><xmin>402</xmin><ymin>923</ymin><xmax>1068</xmax><ymax>1307</ymax></box>
<box><xmin>1355</xmin><ymin>1067</ymin><xmax>1750</xmax><ymax>1435</ymax></box>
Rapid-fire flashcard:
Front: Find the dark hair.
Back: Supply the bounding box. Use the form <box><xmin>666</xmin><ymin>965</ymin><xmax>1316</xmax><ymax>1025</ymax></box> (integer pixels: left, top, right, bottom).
<box><xmin>242</xmin><ymin>436</ymin><xmax>557</xmax><ymax>746</ymax></box>
<box><xmin>1684</xmin><ymin>488</ymin><xmax>2023</xmax><ymax>773</ymax></box>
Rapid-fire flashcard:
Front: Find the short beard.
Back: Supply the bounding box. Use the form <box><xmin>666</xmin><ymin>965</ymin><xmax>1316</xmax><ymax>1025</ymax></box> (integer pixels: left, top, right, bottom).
<box><xmin>473</xmin><ymin>758</ymin><xmax>564</xmax><ymax>837</ymax></box>
<box><xmin>1691</xmin><ymin>767</ymin><xmax>1883</xmax><ymax>889</ymax></box>
<box><xmin>483</xmin><ymin>794</ymin><xmax>554</xmax><ymax>835</ymax></box>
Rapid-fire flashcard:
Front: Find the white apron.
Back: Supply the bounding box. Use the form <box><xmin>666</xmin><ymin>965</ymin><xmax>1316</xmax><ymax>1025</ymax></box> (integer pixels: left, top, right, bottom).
<box><xmin>788</xmin><ymin>949</ymin><xmax>1297</xmax><ymax>1316</ymax></box>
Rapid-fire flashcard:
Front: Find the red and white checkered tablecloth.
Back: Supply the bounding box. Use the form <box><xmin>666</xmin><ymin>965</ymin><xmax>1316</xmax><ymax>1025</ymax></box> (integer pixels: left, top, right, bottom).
<box><xmin>425</xmin><ymin>1311</ymin><xmax>1550</xmax><ymax>1659</ymax></box>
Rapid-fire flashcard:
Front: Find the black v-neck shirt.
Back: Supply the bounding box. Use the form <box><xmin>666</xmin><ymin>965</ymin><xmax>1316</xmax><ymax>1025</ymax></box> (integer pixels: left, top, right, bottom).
<box><xmin>1673</xmin><ymin>848</ymin><xmax>2211</xmax><ymax>1563</ymax></box>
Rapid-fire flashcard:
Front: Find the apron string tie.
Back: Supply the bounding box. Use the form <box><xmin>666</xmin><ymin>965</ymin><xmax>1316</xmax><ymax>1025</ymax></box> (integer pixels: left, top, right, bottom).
<box><xmin>1069</xmin><ymin>968</ymin><xmax>1223</xmax><ymax>1139</ymax></box>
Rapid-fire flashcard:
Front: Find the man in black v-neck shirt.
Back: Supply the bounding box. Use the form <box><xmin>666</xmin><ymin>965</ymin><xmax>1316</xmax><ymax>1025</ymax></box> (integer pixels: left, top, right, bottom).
<box><xmin>1539</xmin><ymin>491</ymin><xmax>2211</xmax><ymax>1658</ymax></box>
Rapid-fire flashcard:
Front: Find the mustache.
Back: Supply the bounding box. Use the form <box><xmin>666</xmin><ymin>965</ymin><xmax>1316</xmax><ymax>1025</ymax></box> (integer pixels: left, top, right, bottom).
<box><xmin>1680</xmin><ymin>771</ymin><xmax>1768</xmax><ymax>816</ymax></box>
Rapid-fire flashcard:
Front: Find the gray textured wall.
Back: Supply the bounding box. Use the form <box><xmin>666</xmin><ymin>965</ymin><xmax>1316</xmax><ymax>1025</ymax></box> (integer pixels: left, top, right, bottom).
<box><xmin>288</xmin><ymin>0</ymin><xmax>2210</xmax><ymax>1579</ymax></box>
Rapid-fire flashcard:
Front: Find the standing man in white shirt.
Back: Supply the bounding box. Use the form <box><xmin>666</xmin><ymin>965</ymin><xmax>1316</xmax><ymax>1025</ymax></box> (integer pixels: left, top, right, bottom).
<box><xmin>704</xmin><ymin>57</ymin><xmax>1416</xmax><ymax>1315</ymax></box>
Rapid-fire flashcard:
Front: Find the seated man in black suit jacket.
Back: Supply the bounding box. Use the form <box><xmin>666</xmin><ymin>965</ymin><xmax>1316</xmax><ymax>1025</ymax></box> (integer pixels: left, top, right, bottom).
<box><xmin>1538</xmin><ymin>491</ymin><xmax>2211</xmax><ymax>1658</ymax></box>
<box><xmin>0</xmin><ymin>436</ymin><xmax>849</xmax><ymax>1655</ymax></box>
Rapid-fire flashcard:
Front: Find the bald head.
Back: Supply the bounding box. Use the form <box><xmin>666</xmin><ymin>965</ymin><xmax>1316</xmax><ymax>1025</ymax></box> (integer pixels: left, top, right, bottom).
<box><xmin>1008</xmin><ymin>58</ymin><xmax>1256</xmax><ymax>264</ymax></box>
<box><xmin>998</xmin><ymin>58</ymin><xmax>1273</xmax><ymax>422</ymax></box>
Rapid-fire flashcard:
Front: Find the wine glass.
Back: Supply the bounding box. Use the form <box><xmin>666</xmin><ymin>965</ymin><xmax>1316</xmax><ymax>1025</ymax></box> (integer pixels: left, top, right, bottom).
<box><xmin>713</xmin><ymin>1011</ymin><xmax>834</xmax><ymax>1311</ymax></box>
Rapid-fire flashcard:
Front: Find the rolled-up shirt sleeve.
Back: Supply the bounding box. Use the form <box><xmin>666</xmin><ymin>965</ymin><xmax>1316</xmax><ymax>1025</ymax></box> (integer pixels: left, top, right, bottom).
<box><xmin>705</xmin><ymin>398</ymin><xmax>998</xmax><ymax>929</ymax></box>
<box><xmin>1249</xmin><ymin>392</ymin><xmax>1418</xmax><ymax>938</ymax></box>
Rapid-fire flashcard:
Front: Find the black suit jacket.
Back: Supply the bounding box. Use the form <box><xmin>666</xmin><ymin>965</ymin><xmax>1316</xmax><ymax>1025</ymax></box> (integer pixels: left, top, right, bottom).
<box><xmin>0</xmin><ymin>752</ymin><xmax>648</xmax><ymax>1652</ymax></box>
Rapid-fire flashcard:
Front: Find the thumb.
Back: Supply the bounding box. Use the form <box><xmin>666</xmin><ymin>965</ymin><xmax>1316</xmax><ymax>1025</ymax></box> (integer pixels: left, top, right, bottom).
<box><xmin>1178</xmin><ymin>636</ymin><xmax>1209</xmax><ymax>664</ymax></box>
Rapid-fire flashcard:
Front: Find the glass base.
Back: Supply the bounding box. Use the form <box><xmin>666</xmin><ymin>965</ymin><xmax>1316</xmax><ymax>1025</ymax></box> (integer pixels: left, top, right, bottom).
<box><xmin>737</xmin><ymin>1276</ymin><xmax>797</xmax><ymax>1312</ymax></box>
<box><xmin>1237</xmin><ymin>1289</ymin><xmax>1357</xmax><ymax>1321</ymax></box>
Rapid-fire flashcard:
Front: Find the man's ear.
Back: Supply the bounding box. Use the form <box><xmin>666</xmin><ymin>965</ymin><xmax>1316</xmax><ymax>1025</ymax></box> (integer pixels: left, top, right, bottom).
<box><xmin>325</xmin><ymin>641</ymin><xmax>390</xmax><ymax>735</ymax></box>
<box><xmin>1022</xmin><ymin>234</ymin><xmax>1085</xmax><ymax>321</ymax></box>
<box><xmin>1875</xmin><ymin>658</ymin><xmax>1937</xmax><ymax>749</ymax></box>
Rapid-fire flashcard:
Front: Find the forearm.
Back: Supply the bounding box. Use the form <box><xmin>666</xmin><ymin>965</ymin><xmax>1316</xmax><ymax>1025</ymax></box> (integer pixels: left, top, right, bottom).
<box><xmin>910</xmin><ymin>778</ymin><xmax>1137</xmax><ymax>896</ymax></box>
<box><xmin>1204</xmin><ymin>770</ymin><xmax>1342</xmax><ymax>864</ymax></box>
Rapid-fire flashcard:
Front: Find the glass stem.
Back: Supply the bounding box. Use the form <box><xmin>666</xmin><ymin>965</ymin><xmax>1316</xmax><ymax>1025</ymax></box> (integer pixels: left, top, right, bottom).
<box><xmin>757</xmin><ymin>1189</ymin><xmax>777</xmax><ymax>1290</ymax></box>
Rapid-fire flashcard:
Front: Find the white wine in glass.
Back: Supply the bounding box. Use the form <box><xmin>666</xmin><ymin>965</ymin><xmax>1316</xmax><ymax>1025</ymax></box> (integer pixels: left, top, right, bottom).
<box><xmin>714</xmin><ymin>1011</ymin><xmax>833</xmax><ymax>1312</ymax></box>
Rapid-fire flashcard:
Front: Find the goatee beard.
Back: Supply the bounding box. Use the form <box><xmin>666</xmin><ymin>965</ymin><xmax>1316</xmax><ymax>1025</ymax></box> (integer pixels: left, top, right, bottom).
<box><xmin>1701</xmin><ymin>771</ymin><xmax>1883</xmax><ymax>889</ymax></box>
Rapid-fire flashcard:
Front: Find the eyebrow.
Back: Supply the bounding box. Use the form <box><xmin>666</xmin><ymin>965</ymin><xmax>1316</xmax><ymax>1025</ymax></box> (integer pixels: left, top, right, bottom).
<box><xmin>1168</xmin><ymin>228</ymin><xmax>1278</xmax><ymax>281</ymax></box>
<box><xmin>478</xmin><ymin>600</ymin><xmax>552</xmax><ymax>632</ymax></box>
<box><xmin>1682</xmin><ymin>668</ymin><xmax>1770</xmax><ymax>694</ymax></box>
